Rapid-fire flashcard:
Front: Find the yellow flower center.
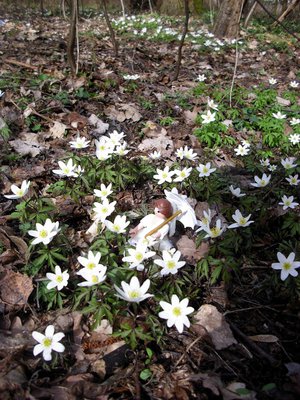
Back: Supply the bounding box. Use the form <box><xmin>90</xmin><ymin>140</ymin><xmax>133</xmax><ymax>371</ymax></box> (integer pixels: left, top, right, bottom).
<box><xmin>260</xmin><ymin>180</ymin><xmax>266</xmax><ymax>186</ymax></box>
<box><xmin>166</xmin><ymin>260</ymin><xmax>176</xmax><ymax>269</ymax></box>
<box><xmin>203</xmin><ymin>167</ymin><xmax>208</xmax><ymax>173</ymax></box>
<box><xmin>210</xmin><ymin>227</ymin><xmax>221</xmax><ymax>237</ymax></box>
<box><xmin>87</xmin><ymin>262</ymin><xmax>95</xmax><ymax>270</ymax></box>
<box><xmin>91</xmin><ymin>275</ymin><xmax>99</xmax><ymax>283</ymax></box>
<box><xmin>129</xmin><ymin>290</ymin><xmax>140</xmax><ymax>299</ymax></box>
<box><xmin>63</xmin><ymin>168</ymin><xmax>70</xmax><ymax>174</ymax></box>
<box><xmin>172</xmin><ymin>307</ymin><xmax>182</xmax><ymax>317</ymax></box>
<box><xmin>162</xmin><ymin>172</ymin><xmax>168</xmax><ymax>178</ymax></box>
<box><xmin>101</xmin><ymin>207</ymin><xmax>108</xmax><ymax>214</ymax></box>
<box><xmin>43</xmin><ymin>338</ymin><xmax>52</xmax><ymax>348</ymax></box>
<box><xmin>285</xmin><ymin>200</ymin><xmax>291</xmax><ymax>206</ymax></box>
<box><xmin>101</xmin><ymin>190</ymin><xmax>108</xmax><ymax>196</ymax></box>
<box><xmin>239</xmin><ymin>217</ymin><xmax>247</xmax><ymax>225</ymax></box>
<box><xmin>113</xmin><ymin>224</ymin><xmax>120</xmax><ymax>232</ymax></box>
<box><xmin>56</xmin><ymin>275</ymin><xmax>63</xmax><ymax>283</ymax></box>
<box><xmin>17</xmin><ymin>189</ymin><xmax>24</xmax><ymax>197</ymax></box>
<box><xmin>283</xmin><ymin>262</ymin><xmax>291</xmax><ymax>271</ymax></box>
<box><xmin>40</xmin><ymin>230</ymin><xmax>48</xmax><ymax>238</ymax></box>
<box><xmin>135</xmin><ymin>252</ymin><xmax>143</xmax><ymax>262</ymax></box>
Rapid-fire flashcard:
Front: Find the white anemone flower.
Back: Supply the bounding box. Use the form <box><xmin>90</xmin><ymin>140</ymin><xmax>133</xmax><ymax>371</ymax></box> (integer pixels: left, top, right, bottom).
<box><xmin>290</xmin><ymin>118</ymin><xmax>300</xmax><ymax>126</ymax></box>
<box><xmin>286</xmin><ymin>174</ymin><xmax>300</xmax><ymax>186</ymax></box>
<box><xmin>272</xmin><ymin>111</ymin><xmax>286</xmax><ymax>120</ymax></box>
<box><xmin>46</xmin><ymin>265</ymin><xmax>69</xmax><ymax>291</ymax></box>
<box><xmin>289</xmin><ymin>134</ymin><xmax>300</xmax><ymax>145</ymax></box>
<box><xmin>105</xmin><ymin>215</ymin><xmax>130</xmax><ymax>234</ymax></box>
<box><xmin>108</xmin><ymin>130</ymin><xmax>126</xmax><ymax>147</ymax></box>
<box><xmin>115</xmin><ymin>143</ymin><xmax>129</xmax><ymax>156</ymax></box>
<box><xmin>149</xmin><ymin>150</ymin><xmax>161</xmax><ymax>160</ymax></box>
<box><xmin>278</xmin><ymin>195</ymin><xmax>299</xmax><ymax>210</ymax></box>
<box><xmin>122</xmin><ymin>243</ymin><xmax>155</xmax><ymax>271</ymax></box>
<box><xmin>93</xmin><ymin>198</ymin><xmax>116</xmax><ymax>222</ymax></box>
<box><xmin>77</xmin><ymin>250</ymin><xmax>104</xmax><ymax>272</ymax></box>
<box><xmin>290</xmin><ymin>81</ymin><xmax>299</xmax><ymax>88</ymax></box>
<box><xmin>69</xmin><ymin>136</ymin><xmax>90</xmax><ymax>149</ymax></box>
<box><xmin>196</xmin><ymin>162</ymin><xmax>216</xmax><ymax>177</ymax></box>
<box><xmin>28</xmin><ymin>219</ymin><xmax>60</xmax><ymax>245</ymax></box>
<box><xmin>4</xmin><ymin>180</ymin><xmax>30</xmax><ymax>199</ymax></box>
<box><xmin>201</xmin><ymin>110</ymin><xmax>216</xmax><ymax>124</ymax></box>
<box><xmin>268</xmin><ymin>165</ymin><xmax>277</xmax><ymax>172</ymax></box>
<box><xmin>202</xmin><ymin>219</ymin><xmax>225</xmax><ymax>239</ymax></box>
<box><xmin>228</xmin><ymin>209</ymin><xmax>254</xmax><ymax>229</ymax></box>
<box><xmin>153</xmin><ymin>166</ymin><xmax>175</xmax><ymax>184</ymax></box>
<box><xmin>94</xmin><ymin>183</ymin><xmax>113</xmax><ymax>200</ymax></box>
<box><xmin>260</xmin><ymin>158</ymin><xmax>270</xmax><ymax>167</ymax></box>
<box><xmin>154</xmin><ymin>249</ymin><xmax>186</xmax><ymax>276</ymax></box>
<box><xmin>281</xmin><ymin>157</ymin><xmax>297</xmax><ymax>170</ymax></box>
<box><xmin>77</xmin><ymin>267</ymin><xmax>107</xmax><ymax>287</ymax></box>
<box><xmin>229</xmin><ymin>185</ymin><xmax>246</xmax><ymax>198</ymax></box>
<box><xmin>175</xmin><ymin>147</ymin><xmax>185</xmax><ymax>159</ymax></box>
<box><xmin>250</xmin><ymin>173</ymin><xmax>271</xmax><ymax>188</ymax></box>
<box><xmin>196</xmin><ymin>209</ymin><xmax>212</xmax><ymax>232</ymax></box>
<box><xmin>159</xmin><ymin>295</ymin><xmax>194</xmax><ymax>333</ymax></box>
<box><xmin>241</xmin><ymin>139</ymin><xmax>251</xmax><ymax>148</ymax></box>
<box><xmin>173</xmin><ymin>167</ymin><xmax>192</xmax><ymax>182</ymax></box>
<box><xmin>271</xmin><ymin>252</ymin><xmax>300</xmax><ymax>281</ymax></box>
<box><xmin>32</xmin><ymin>325</ymin><xmax>65</xmax><ymax>361</ymax></box>
<box><xmin>53</xmin><ymin>159</ymin><xmax>79</xmax><ymax>177</ymax></box>
<box><xmin>234</xmin><ymin>145</ymin><xmax>250</xmax><ymax>156</ymax></box>
<box><xmin>114</xmin><ymin>276</ymin><xmax>153</xmax><ymax>303</ymax></box>
<box><xmin>207</xmin><ymin>98</ymin><xmax>219</xmax><ymax>111</ymax></box>
<box><xmin>268</xmin><ymin>78</ymin><xmax>277</xmax><ymax>85</ymax></box>
<box><xmin>196</xmin><ymin>74</ymin><xmax>206</xmax><ymax>82</ymax></box>
<box><xmin>182</xmin><ymin>146</ymin><xmax>197</xmax><ymax>161</ymax></box>
<box><xmin>123</xmin><ymin>74</ymin><xmax>140</xmax><ymax>80</ymax></box>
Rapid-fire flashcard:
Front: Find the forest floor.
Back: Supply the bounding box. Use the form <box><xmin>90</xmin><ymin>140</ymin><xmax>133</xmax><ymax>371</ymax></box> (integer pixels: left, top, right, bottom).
<box><xmin>0</xmin><ymin>6</ymin><xmax>300</xmax><ymax>400</ymax></box>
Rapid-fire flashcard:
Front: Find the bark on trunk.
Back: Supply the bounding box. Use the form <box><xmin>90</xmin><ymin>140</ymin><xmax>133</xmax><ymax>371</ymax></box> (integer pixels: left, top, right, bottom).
<box><xmin>67</xmin><ymin>0</ymin><xmax>78</xmax><ymax>74</ymax></box>
<box><xmin>213</xmin><ymin>0</ymin><xmax>245</xmax><ymax>38</ymax></box>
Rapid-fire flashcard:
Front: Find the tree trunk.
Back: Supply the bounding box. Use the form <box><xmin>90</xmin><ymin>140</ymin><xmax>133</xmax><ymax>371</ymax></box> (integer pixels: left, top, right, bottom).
<box><xmin>213</xmin><ymin>0</ymin><xmax>245</xmax><ymax>38</ymax></box>
<box><xmin>67</xmin><ymin>0</ymin><xmax>78</xmax><ymax>74</ymax></box>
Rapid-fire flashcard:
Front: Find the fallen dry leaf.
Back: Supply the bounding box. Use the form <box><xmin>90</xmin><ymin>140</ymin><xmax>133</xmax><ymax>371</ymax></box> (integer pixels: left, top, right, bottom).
<box><xmin>221</xmin><ymin>382</ymin><xmax>257</xmax><ymax>400</ymax></box>
<box><xmin>0</xmin><ymin>270</ymin><xmax>33</xmax><ymax>305</ymax></box>
<box><xmin>193</xmin><ymin>304</ymin><xmax>237</xmax><ymax>350</ymax></box>
<box><xmin>248</xmin><ymin>334</ymin><xmax>279</xmax><ymax>343</ymax></box>
<box><xmin>88</xmin><ymin>113</ymin><xmax>109</xmax><ymax>135</ymax></box>
<box><xmin>105</xmin><ymin>103</ymin><xmax>142</xmax><ymax>122</ymax></box>
<box><xmin>9</xmin><ymin>132</ymin><xmax>46</xmax><ymax>157</ymax></box>
<box><xmin>138</xmin><ymin>126</ymin><xmax>174</xmax><ymax>158</ymax></box>
<box><xmin>49</xmin><ymin>121</ymin><xmax>67</xmax><ymax>139</ymax></box>
<box><xmin>176</xmin><ymin>235</ymin><xmax>209</xmax><ymax>265</ymax></box>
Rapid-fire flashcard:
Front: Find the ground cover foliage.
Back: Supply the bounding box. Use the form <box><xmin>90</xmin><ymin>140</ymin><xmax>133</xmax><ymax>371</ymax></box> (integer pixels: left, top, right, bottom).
<box><xmin>0</xmin><ymin>6</ymin><xmax>300</xmax><ymax>400</ymax></box>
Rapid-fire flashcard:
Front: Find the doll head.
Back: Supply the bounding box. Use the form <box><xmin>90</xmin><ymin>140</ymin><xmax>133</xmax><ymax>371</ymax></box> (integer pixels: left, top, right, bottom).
<box><xmin>153</xmin><ymin>199</ymin><xmax>173</xmax><ymax>218</ymax></box>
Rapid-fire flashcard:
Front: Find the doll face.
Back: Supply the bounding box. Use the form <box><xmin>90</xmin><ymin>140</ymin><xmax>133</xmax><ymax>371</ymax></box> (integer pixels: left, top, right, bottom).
<box><xmin>154</xmin><ymin>207</ymin><xmax>165</xmax><ymax>219</ymax></box>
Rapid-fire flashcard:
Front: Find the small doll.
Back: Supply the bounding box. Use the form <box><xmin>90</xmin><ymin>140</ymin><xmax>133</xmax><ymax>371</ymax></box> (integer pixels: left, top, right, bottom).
<box><xmin>129</xmin><ymin>199</ymin><xmax>173</xmax><ymax>250</ymax></box>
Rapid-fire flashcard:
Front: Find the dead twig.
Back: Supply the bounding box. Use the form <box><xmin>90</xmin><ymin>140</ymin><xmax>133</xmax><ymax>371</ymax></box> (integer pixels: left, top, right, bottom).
<box><xmin>255</xmin><ymin>0</ymin><xmax>300</xmax><ymax>43</ymax></box>
<box><xmin>229</xmin><ymin>322</ymin><xmax>279</xmax><ymax>366</ymax></box>
<box><xmin>4</xmin><ymin>58</ymin><xmax>38</xmax><ymax>70</ymax></box>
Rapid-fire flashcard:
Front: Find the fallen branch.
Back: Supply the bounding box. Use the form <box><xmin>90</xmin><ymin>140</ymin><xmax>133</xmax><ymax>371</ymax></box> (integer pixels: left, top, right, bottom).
<box><xmin>255</xmin><ymin>0</ymin><xmax>300</xmax><ymax>43</ymax></box>
<box><xmin>4</xmin><ymin>58</ymin><xmax>38</xmax><ymax>70</ymax></box>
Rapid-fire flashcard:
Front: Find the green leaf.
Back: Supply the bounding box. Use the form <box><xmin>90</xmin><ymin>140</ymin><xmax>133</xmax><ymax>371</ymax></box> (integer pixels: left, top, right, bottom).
<box><xmin>262</xmin><ymin>383</ymin><xmax>276</xmax><ymax>392</ymax></box>
<box><xmin>140</xmin><ymin>369</ymin><xmax>152</xmax><ymax>381</ymax></box>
